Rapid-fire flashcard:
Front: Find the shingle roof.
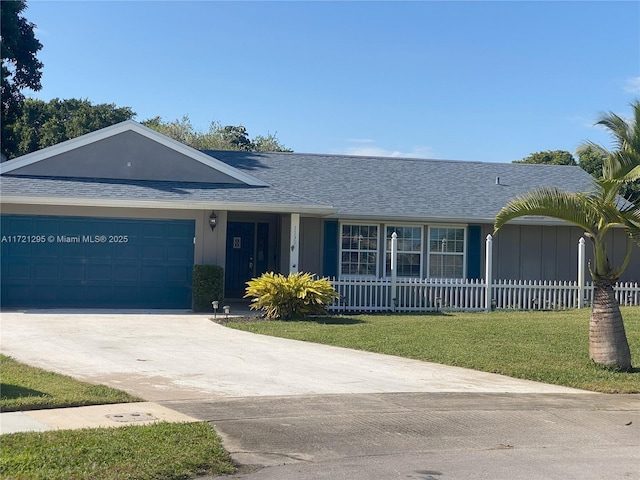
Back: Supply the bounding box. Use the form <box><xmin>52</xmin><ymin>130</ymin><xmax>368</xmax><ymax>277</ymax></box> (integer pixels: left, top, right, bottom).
<box><xmin>204</xmin><ymin>151</ymin><xmax>595</xmax><ymax>221</ymax></box>
<box><xmin>0</xmin><ymin>174</ymin><xmax>332</xmax><ymax>213</ymax></box>
<box><xmin>0</xmin><ymin>120</ymin><xmax>596</xmax><ymax>222</ymax></box>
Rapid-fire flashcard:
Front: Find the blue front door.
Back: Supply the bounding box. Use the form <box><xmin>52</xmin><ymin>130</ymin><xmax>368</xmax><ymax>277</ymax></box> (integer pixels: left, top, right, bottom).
<box><xmin>225</xmin><ymin>221</ymin><xmax>270</xmax><ymax>298</ymax></box>
<box><xmin>225</xmin><ymin>222</ymin><xmax>255</xmax><ymax>298</ymax></box>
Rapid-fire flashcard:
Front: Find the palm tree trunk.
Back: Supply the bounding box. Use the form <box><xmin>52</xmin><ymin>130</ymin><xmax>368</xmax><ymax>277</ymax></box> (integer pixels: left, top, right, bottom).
<box><xmin>590</xmin><ymin>278</ymin><xmax>632</xmax><ymax>371</ymax></box>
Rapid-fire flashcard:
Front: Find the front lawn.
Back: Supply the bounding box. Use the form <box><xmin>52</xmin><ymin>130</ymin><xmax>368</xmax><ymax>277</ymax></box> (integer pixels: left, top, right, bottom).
<box><xmin>0</xmin><ymin>422</ymin><xmax>235</xmax><ymax>480</ymax></box>
<box><xmin>0</xmin><ymin>354</ymin><xmax>140</xmax><ymax>412</ymax></box>
<box><xmin>226</xmin><ymin>308</ymin><xmax>640</xmax><ymax>393</ymax></box>
<box><xmin>0</xmin><ymin>355</ymin><xmax>237</xmax><ymax>480</ymax></box>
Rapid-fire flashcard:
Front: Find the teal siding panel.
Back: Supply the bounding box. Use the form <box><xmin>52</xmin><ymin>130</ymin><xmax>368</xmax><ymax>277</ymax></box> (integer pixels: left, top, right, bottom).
<box><xmin>467</xmin><ymin>225</ymin><xmax>482</xmax><ymax>280</ymax></box>
<box><xmin>0</xmin><ymin>215</ymin><xmax>194</xmax><ymax>308</ymax></box>
<box><xmin>323</xmin><ymin>220</ymin><xmax>339</xmax><ymax>277</ymax></box>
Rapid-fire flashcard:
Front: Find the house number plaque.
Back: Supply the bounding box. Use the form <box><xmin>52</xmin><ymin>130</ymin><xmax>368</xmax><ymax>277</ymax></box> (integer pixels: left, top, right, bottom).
<box><xmin>233</xmin><ymin>237</ymin><xmax>241</xmax><ymax>249</ymax></box>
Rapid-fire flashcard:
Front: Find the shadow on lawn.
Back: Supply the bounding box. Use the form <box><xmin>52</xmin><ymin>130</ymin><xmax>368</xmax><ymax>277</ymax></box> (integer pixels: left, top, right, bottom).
<box><xmin>1</xmin><ymin>384</ymin><xmax>49</xmax><ymax>400</ymax></box>
<box><xmin>310</xmin><ymin>316</ymin><xmax>365</xmax><ymax>325</ymax></box>
<box><xmin>311</xmin><ymin>311</ymin><xmax>455</xmax><ymax>324</ymax></box>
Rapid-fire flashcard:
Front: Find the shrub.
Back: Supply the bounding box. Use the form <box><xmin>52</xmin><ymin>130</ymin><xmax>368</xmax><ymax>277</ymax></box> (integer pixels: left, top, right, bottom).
<box><xmin>244</xmin><ymin>272</ymin><xmax>339</xmax><ymax>320</ymax></box>
<box><xmin>193</xmin><ymin>265</ymin><xmax>224</xmax><ymax>312</ymax></box>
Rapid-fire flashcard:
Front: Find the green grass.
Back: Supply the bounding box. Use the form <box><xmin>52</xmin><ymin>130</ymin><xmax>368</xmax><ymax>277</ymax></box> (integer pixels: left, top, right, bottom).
<box><xmin>0</xmin><ymin>354</ymin><xmax>141</xmax><ymax>412</ymax></box>
<box><xmin>0</xmin><ymin>422</ymin><xmax>236</xmax><ymax>480</ymax></box>
<box><xmin>1</xmin><ymin>355</ymin><xmax>237</xmax><ymax>479</ymax></box>
<box><xmin>227</xmin><ymin>307</ymin><xmax>640</xmax><ymax>393</ymax></box>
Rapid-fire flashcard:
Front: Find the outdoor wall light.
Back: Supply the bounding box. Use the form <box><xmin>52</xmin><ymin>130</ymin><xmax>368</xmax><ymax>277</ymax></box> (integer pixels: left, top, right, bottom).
<box><xmin>209</xmin><ymin>212</ymin><xmax>217</xmax><ymax>231</ymax></box>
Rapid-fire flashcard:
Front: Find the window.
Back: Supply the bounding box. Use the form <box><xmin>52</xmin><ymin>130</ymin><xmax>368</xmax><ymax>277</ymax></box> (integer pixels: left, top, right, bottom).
<box><xmin>428</xmin><ymin>227</ymin><xmax>465</xmax><ymax>278</ymax></box>
<box><xmin>340</xmin><ymin>224</ymin><xmax>378</xmax><ymax>276</ymax></box>
<box><xmin>385</xmin><ymin>225</ymin><xmax>422</xmax><ymax>277</ymax></box>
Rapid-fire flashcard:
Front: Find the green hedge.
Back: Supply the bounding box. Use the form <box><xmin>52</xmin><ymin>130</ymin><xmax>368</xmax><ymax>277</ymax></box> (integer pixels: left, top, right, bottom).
<box><xmin>192</xmin><ymin>265</ymin><xmax>224</xmax><ymax>312</ymax></box>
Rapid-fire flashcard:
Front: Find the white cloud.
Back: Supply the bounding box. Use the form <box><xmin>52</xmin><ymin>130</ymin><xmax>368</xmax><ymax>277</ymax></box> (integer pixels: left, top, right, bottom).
<box><xmin>624</xmin><ymin>76</ymin><xmax>640</xmax><ymax>94</ymax></box>
<box><xmin>339</xmin><ymin>141</ymin><xmax>435</xmax><ymax>159</ymax></box>
<box><xmin>346</xmin><ymin>138</ymin><xmax>375</xmax><ymax>144</ymax></box>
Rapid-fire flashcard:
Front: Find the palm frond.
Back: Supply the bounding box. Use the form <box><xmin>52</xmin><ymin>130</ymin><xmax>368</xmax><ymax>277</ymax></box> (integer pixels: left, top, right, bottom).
<box><xmin>494</xmin><ymin>187</ymin><xmax>599</xmax><ymax>235</ymax></box>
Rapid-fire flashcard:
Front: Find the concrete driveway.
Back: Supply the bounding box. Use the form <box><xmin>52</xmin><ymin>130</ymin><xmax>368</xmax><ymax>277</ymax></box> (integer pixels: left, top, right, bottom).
<box><xmin>1</xmin><ymin>310</ymin><xmax>639</xmax><ymax>480</ymax></box>
<box><xmin>0</xmin><ymin>310</ymin><xmax>585</xmax><ymax>399</ymax></box>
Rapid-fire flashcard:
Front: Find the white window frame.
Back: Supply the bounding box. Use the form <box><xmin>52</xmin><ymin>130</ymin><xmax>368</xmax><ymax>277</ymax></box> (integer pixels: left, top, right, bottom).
<box><xmin>383</xmin><ymin>224</ymin><xmax>424</xmax><ymax>278</ymax></box>
<box><xmin>339</xmin><ymin>222</ymin><xmax>380</xmax><ymax>278</ymax></box>
<box><xmin>427</xmin><ymin>225</ymin><xmax>467</xmax><ymax>279</ymax></box>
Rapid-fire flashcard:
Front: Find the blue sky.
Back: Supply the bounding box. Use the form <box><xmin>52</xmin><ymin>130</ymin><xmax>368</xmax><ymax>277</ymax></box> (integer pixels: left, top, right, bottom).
<box><xmin>25</xmin><ymin>1</ymin><xmax>640</xmax><ymax>163</ymax></box>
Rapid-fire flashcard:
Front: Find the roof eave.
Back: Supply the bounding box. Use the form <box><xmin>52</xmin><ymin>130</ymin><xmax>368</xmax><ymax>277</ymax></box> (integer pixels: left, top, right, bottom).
<box><xmin>0</xmin><ymin>195</ymin><xmax>336</xmax><ymax>216</ymax></box>
<box><xmin>323</xmin><ymin>213</ymin><xmax>575</xmax><ymax>226</ymax></box>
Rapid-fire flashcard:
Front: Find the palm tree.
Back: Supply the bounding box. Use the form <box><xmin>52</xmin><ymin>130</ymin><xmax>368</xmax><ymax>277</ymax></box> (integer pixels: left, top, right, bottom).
<box><xmin>494</xmin><ymin>100</ymin><xmax>640</xmax><ymax>371</ymax></box>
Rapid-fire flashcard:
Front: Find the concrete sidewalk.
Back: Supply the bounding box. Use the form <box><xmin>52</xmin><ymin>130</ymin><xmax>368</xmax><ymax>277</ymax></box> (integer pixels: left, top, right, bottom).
<box><xmin>0</xmin><ymin>402</ymin><xmax>199</xmax><ymax>435</ymax></box>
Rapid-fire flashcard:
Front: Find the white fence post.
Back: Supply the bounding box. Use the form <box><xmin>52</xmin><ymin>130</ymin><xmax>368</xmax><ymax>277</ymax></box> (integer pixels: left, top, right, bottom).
<box><xmin>391</xmin><ymin>232</ymin><xmax>397</xmax><ymax>312</ymax></box>
<box><xmin>485</xmin><ymin>234</ymin><xmax>493</xmax><ymax>311</ymax></box>
<box><xmin>577</xmin><ymin>237</ymin><xmax>585</xmax><ymax>308</ymax></box>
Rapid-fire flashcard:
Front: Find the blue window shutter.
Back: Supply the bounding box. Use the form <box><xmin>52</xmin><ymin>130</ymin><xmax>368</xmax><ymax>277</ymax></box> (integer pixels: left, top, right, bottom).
<box><xmin>467</xmin><ymin>225</ymin><xmax>482</xmax><ymax>279</ymax></box>
<box><xmin>323</xmin><ymin>220</ymin><xmax>339</xmax><ymax>277</ymax></box>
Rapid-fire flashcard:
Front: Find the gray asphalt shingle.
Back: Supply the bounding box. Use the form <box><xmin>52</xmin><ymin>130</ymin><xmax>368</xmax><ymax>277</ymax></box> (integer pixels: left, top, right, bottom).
<box><xmin>2</xmin><ymin>149</ymin><xmax>595</xmax><ymax>221</ymax></box>
<box><xmin>204</xmin><ymin>151</ymin><xmax>595</xmax><ymax>220</ymax></box>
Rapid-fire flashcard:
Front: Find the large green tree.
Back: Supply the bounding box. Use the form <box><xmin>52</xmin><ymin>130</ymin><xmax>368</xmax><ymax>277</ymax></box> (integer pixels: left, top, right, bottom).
<box><xmin>495</xmin><ymin>100</ymin><xmax>640</xmax><ymax>371</ymax></box>
<box><xmin>7</xmin><ymin>98</ymin><xmax>135</xmax><ymax>158</ymax></box>
<box><xmin>142</xmin><ymin>115</ymin><xmax>292</xmax><ymax>152</ymax></box>
<box><xmin>513</xmin><ymin>150</ymin><xmax>577</xmax><ymax>166</ymax></box>
<box><xmin>1</xmin><ymin>0</ymin><xmax>43</xmax><ymax>159</ymax></box>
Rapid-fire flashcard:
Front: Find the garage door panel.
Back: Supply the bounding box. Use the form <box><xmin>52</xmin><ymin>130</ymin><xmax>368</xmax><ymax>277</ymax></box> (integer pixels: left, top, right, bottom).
<box><xmin>1</xmin><ymin>215</ymin><xmax>194</xmax><ymax>308</ymax></box>
<box><xmin>58</xmin><ymin>243</ymin><xmax>86</xmax><ymax>258</ymax></box>
<box><xmin>87</xmin><ymin>264</ymin><xmax>113</xmax><ymax>282</ymax></box>
<box><xmin>167</xmin><ymin>245</ymin><xmax>193</xmax><ymax>262</ymax></box>
<box><xmin>166</xmin><ymin>266</ymin><xmax>190</xmax><ymax>282</ymax></box>
<box><xmin>60</xmin><ymin>264</ymin><xmax>85</xmax><ymax>281</ymax></box>
<box><xmin>4</xmin><ymin>242</ymin><xmax>31</xmax><ymax>257</ymax></box>
<box><xmin>113</xmin><ymin>264</ymin><xmax>139</xmax><ymax>282</ymax></box>
<box><xmin>85</xmin><ymin>244</ymin><xmax>113</xmax><ymax>259</ymax></box>
<box><xmin>4</xmin><ymin>262</ymin><xmax>30</xmax><ymax>280</ymax></box>
<box><xmin>31</xmin><ymin>243</ymin><xmax>58</xmax><ymax>258</ymax></box>
<box><xmin>115</xmin><ymin>244</ymin><xmax>140</xmax><ymax>260</ymax></box>
<box><xmin>34</xmin><ymin>262</ymin><xmax>61</xmax><ymax>281</ymax></box>
<box><xmin>140</xmin><ymin>265</ymin><xmax>165</xmax><ymax>282</ymax></box>
<box><xmin>112</xmin><ymin>286</ymin><xmax>140</xmax><ymax>305</ymax></box>
<box><xmin>56</xmin><ymin>286</ymin><xmax>88</xmax><ymax>304</ymax></box>
<box><xmin>169</xmin><ymin>226</ymin><xmax>195</xmax><ymax>241</ymax></box>
<box><xmin>142</xmin><ymin>245</ymin><xmax>164</xmax><ymax>260</ymax></box>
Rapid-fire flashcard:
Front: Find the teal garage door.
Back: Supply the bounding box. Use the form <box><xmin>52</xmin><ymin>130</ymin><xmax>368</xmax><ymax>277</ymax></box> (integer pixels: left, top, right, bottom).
<box><xmin>1</xmin><ymin>215</ymin><xmax>195</xmax><ymax>309</ymax></box>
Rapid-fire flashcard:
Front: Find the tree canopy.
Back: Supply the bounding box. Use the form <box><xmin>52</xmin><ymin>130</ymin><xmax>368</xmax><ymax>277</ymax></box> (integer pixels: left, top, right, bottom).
<box><xmin>1</xmin><ymin>0</ymin><xmax>44</xmax><ymax>159</ymax></box>
<box><xmin>141</xmin><ymin>115</ymin><xmax>292</xmax><ymax>152</ymax></box>
<box><xmin>6</xmin><ymin>98</ymin><xmax>136</xmax><ymax>159</ymax></box>
<box><xmin>513</xmin><ymin>150</ymin><xmax>577</xmax><ymax>166</ymax></box>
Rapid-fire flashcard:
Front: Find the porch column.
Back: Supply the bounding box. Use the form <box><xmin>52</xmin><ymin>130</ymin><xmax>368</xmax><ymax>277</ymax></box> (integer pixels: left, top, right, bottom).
<box><xmin>289</xmin><ymin>213</ymin><xmax>300</xmax><ymax>274</ymax></box>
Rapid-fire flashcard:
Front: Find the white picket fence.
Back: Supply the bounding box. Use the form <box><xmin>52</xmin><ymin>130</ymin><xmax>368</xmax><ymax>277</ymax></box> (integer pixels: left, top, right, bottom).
<box><xmin>327</xmin><ymin>277</ymin><xmax>640</xmax><ymax>313</ymax></box>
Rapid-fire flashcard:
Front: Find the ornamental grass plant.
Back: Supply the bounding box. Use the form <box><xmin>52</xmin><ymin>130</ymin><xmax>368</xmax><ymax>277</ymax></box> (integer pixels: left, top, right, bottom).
<box><xmin>244</xmin><ymin>272</ymin><xmax>339</xmax><ymax>320</ymax></box>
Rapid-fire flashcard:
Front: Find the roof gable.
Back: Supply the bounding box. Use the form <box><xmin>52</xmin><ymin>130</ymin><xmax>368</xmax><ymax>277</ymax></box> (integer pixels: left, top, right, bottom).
<box><xmin>0</xmin><ymin>121</ymin><xmax>268</xmax><ymax>186</ymax></box>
